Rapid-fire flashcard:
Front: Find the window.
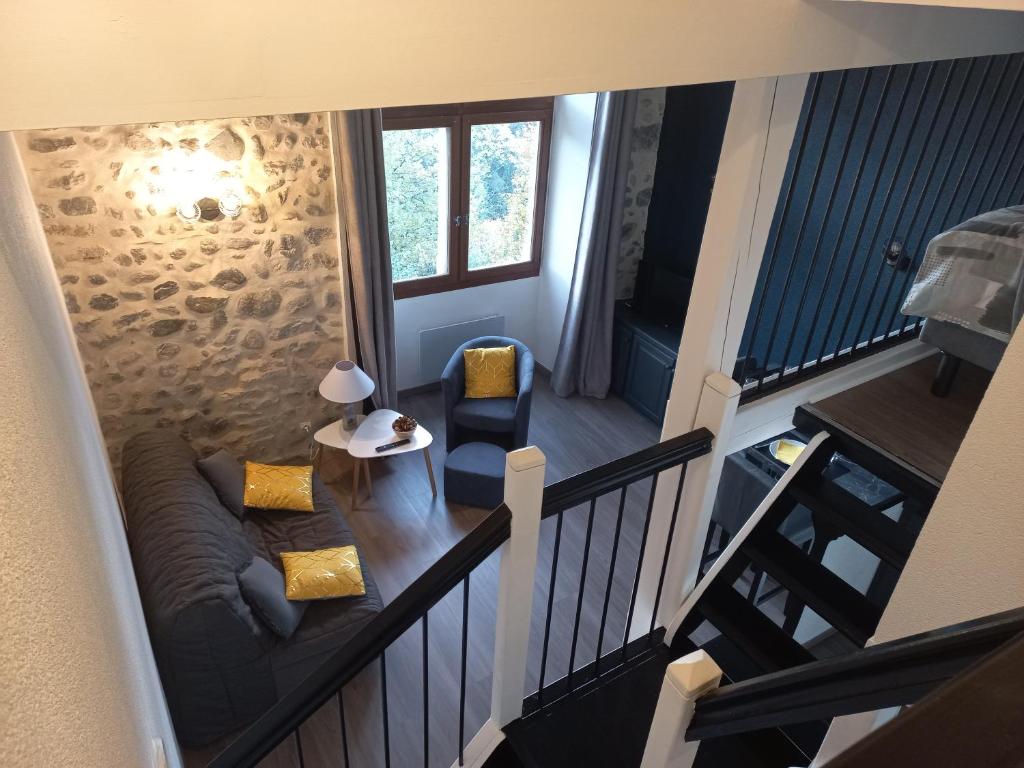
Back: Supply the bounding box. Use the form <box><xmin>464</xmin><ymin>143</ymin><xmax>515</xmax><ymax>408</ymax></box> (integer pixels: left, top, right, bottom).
<box><xmin>382</xmin><ymin>98</ymin><xmax>553</xmax><ymax>298</ymax></box>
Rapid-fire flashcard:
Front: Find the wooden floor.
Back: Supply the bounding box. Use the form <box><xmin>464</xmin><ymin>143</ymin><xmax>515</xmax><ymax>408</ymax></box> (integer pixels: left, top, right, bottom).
<box><xmin>185</xmin><ymin>374</ymin><xmax>663</xmax><ymax>768</ymax></box>
<box><xmin>805</xmin><ymin>354</ymin><xmax>991</xmax><ymax>485</ymax></box>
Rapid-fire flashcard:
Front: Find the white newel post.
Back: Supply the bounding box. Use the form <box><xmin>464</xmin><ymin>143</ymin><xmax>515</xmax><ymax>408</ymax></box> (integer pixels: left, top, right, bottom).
<box><xmin>662</xmin><ymin>372</ymin><xmax>741</xmax><ymax>627</ymax></box>
<box><xmin>640</xmin><ymin>650</ymin><xmax>723</xmax><ymax>768</ymax></box>
<box><xmin>634</xmin><ymin>372</ymin><xmax>741</xmax><ymax>640</ymax></box>
<box><xmin>629</xmin><ymin>74</ymin><xmax>809</xmax><ymax>642</ymax></box>
<box><xmin>491</xmin><ymin>446</ymin><xmax>546</xmax><ymax>727</ymax></box>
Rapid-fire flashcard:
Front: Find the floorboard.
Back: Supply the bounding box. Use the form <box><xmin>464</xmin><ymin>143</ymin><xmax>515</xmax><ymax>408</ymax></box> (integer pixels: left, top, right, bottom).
<box><xmin>185</xmin><ymin>376</ymin><xmax>663</xmax><ymax>768</ymax></box>
<box><xmin>806</xmin><ymin>354</ymin><xmax>990</xmax><ymax>484</ymax></box>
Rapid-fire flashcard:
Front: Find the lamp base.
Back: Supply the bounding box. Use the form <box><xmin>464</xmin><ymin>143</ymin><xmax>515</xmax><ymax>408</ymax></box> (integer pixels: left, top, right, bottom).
<box><xmin>341</xmin><ymin>402</ymin><xmax>360</xmax><ymax>432</ymax></box>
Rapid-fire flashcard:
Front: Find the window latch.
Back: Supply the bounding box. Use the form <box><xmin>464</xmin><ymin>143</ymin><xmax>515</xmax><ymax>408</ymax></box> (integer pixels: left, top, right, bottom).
<box><xmin>454</xmin><ymin>214</ymin><xmax>467</xmax><ymax>227</ymax></box>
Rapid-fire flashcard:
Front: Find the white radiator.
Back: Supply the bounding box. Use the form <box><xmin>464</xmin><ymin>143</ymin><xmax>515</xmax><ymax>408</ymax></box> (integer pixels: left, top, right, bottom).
<box><xmin>418</xmin><ymin>315</ymin><xmax>506</xmax><ymax>383</ymax></box>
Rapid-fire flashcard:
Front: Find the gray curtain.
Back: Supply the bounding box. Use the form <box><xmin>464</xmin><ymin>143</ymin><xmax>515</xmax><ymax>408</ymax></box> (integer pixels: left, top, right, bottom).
<box><xmin>551</xmin><ymin>91</ymin><xmax>638</xmax><ymax>398</ymax></box>
<box><xmin>336</xmin><ymin>110</ymin><xmax>398</xmax><ymax>410</ymax></box>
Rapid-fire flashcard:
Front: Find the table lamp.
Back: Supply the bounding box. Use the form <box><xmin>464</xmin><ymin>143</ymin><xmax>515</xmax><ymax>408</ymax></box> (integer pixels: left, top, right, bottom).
<box><xmin>319</xmin><ymin>360</ymin><xmax>375</xmax><ymax>431</ymax></box>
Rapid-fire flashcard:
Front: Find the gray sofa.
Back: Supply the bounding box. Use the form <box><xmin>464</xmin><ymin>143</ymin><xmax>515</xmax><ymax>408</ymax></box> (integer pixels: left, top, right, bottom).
<box><xmin>122</xmin><ymin>431</ymin><xmax>383</xmax><ymax>747</ymax></box>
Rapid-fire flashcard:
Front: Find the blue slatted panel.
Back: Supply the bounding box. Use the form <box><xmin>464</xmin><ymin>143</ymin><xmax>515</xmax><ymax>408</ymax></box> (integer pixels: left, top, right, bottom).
<box><xmin>738</xmin><ymin>52</ymin><xmax>1024</xmax><ymax>398</ymax></box>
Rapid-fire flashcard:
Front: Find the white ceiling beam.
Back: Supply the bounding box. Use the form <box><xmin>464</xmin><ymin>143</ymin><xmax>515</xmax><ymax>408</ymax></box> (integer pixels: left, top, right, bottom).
<box><xmin>2</xmin><ymin>0</ymin><xmax>1024</xmax><ymax>130</ymax></box>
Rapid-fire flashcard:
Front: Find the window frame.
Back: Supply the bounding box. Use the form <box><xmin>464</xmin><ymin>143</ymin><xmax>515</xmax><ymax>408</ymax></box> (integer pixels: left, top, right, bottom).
<box><xmin>382</xmin><ymin>98</ymin><xmax>553</xmax><ymax>300</ymax></box>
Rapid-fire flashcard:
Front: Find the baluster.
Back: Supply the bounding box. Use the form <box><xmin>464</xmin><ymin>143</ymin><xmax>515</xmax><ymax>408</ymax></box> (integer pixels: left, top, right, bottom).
<box><xmin>776</xmin><ymin>70</ymin><xmax>852</xmax><ymax>382</ymax></box>
<box><xmin>738</xmin><ymin>72</ymin><xmax>824</xmax><ymax>388</ymax></box>
<box><xmin>796</xmin><ymin>68</ymin><xmax>877</xmax><ymax>374</ymax></box>
<box><xmin>860</xmin><ymin>60</ymin><xmax>957</xmax><ymax>349</ymax></box>
<box><xmin>881</xmin><ymin>56</ymin><xmax>996</xmax><ymax>340</ymax></box>
<box><xmin>337</xmin><ymin>690</ymin><xmax>350</xmax><ymax>767</ymax></box>
<box><xmin>758</xmin><ymin>72</ymin><xmax>846</xmax><ymax>391</ymax></box>
<box><xmin>981</xmin><ymin>68</ymin><xmax>1024</xmax><ymax>211</ymax></box>
<box><xmin>422</xmin><ymin>613</ymin><xmax>430</xmax><ymax>768</ymax></box>
<box><xmin>622</xmin><ymin>474</ymin><xmax>659</xmax><ymax>663</ymax></box>
<box><xmin>537</xmin><ymin>511</ymin><xmax>564</xmax><ymax>708</ymax></box>
<box><xmin>294</xmin><ymin>729</ymin><xmax>305</xmax><ymax>768</ymax></box>
<box><xmin>595</xmin><ymin>487</ymin><xmax>628</xmax><ymax>672</ymax></box>
<box><xmin>830</xmin><ymin>63</ymin><xmax>922</xmax><ymax>362</ymax></box>
<box><xmin>936</xmin><ymin>56</ymin><xmax>1013</xmax><ymax>232</ymax></box>
<box><xmin>649</xmin><ymin>465</ymin><xmax>689</xmax><ymax>641</ymax></box>
<box><xmin>381</xmin><ymin>651</ymin><xmax>391</xmax><ymax>768</ymax></box>
<box><xmin>458</xmin><ymin>574</ymin><xmax>470</xmax><ymax>767</ymax></box>
<box><xmin>567</xmin><ymin>498</ymin><xmax>597</xmax><ymax>692</ymax></box>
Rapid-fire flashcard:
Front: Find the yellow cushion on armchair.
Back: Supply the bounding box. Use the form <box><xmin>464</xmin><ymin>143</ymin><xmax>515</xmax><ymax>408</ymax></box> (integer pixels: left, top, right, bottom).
<box><xmin>243</xmin><ymin>462</ymin><xmax>314</xmax><ymax>512</ymax></box>
<box><xmin>464</xmin><ymin>345</ymin><xmax>517</xmax><ymax>398</ymax></box>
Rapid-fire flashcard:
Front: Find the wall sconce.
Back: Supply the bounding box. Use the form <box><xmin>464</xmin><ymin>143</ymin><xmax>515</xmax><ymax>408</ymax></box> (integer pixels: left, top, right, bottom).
<box><xmin>176</xmin><ymin>193</ymin><xmax>244</xmax><ymax>223</ymax></box>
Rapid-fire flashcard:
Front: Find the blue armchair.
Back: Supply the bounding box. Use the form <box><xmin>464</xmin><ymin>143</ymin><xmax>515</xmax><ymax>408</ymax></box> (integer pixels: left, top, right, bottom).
<box><xmin>441</xmin><ymin>336</ymin><xmax>534</xmax><ymax>451</ymax></box>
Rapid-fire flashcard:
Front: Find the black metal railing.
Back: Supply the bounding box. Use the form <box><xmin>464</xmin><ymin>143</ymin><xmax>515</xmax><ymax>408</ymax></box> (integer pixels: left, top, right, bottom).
<box><xmin>738</xmin><ymin>52</ymin><xmax>1024</xmax><ymax>401</ymax></box>
<box><xmin>685</xmin><ymin>605</ymin><xmax>1024</xmax><ymax>742</ymax></box>
<box><xmin>524</xmin><ymin>428</ymin><xmax>714</xmax><ymax>716</ymax></box>
<box><xmin>206</xmin><ymin>428</ymin><xmax>713</xmax><ymax>767</ymax></box>
<box><xmin>207</xmin><ymin>505</ymin><xmax>511</xmax><ymax>768</ymax></box>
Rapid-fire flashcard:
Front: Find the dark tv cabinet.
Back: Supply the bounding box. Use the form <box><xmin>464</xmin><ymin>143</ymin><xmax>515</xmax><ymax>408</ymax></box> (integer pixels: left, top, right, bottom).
<box><xmin>611</xmin><ymin>80</ymin><xmax>733</xmax><ymax>424</ymax></box>
<box><xmin>611</xmin><ymin>302</ymin><xmax>681</xmax><ymax>424</ymax></box>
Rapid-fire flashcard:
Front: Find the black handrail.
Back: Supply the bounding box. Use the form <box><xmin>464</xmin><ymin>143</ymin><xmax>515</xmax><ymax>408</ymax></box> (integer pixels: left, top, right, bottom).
<box><xmin>540</xmin><ymin>427</ymin><xmax>713</xmax><ymax>519</ymax></box>
<box><xmin>208</xmin><ymin>503</ymin><xmax>512</xmax><ymax>768</ymax></box>
<box><xmin>686</xmin><ymin>606</ymin><xmax>1024</xmax><ymax>741</ymax></box>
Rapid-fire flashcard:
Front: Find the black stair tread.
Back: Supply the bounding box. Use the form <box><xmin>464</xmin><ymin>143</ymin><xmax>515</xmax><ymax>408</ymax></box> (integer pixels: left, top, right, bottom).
<box><xmin>694</xmin><ymin>727</ymin><xmax>810</xmax><ymax>768</ymax></box>
<box><xmin>794</xmin><ymin>405</ymin><xmax>939</xmax><ymax>502</ymax></box>
<box><xmin>506</xmin><ymin>636</ymin><xmax>808</xmax><ymax>768</ymax></box>
<box><xmin>697</xmin><ymin>633</ymin><xmax>826</xmax><ymax>763</ymax></box>
<box><xmin>787</xmin><ymin>478</ymin><xmax>914</xmax><ymax>569</ymax></box>
<box><xmin>743</xmin><ymin>530</ymin><xmax>883</xmax><ymax>646</ymax></box>
<box><xmin>504</xmin><ymin>644</ymin><xmax>677</xmax><ymax>768</ymax></box>
<box><xmin>697</xmin><ymin>581</ymin><xmax>816</xmax><ymax>673</ymax></box>
<box><xmin>483</xmin><ymin>739</ymin><xmax>528</xmax><ymax>768</ymax></box>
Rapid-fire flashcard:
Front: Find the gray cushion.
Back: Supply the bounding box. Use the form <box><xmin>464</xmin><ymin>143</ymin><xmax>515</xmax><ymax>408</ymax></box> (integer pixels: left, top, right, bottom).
<box><xmin>452</xmin><ymin>397</ymin><xmax>516</xmax><ymax>433</ymax></box>
<box><xmin>197</xmin><ymin>448</ymin><xmax>246</xmax><ymax>518</ymax></box>
<box><xmin>444</xmin><ymin>442</ymin><xmax>507</xmax><ymax>508</ymax></box>
<box><xmin>238</xmin><ymin>556</ymin><xmax>307</xmax><ymax>639</ymax></box>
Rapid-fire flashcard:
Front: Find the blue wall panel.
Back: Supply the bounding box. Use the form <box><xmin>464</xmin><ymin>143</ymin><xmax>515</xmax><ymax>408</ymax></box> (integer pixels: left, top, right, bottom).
<box><xmin>739</xmin><ymin>52</ymin><xmax>1024</xmax><ymax>389</ymax></box>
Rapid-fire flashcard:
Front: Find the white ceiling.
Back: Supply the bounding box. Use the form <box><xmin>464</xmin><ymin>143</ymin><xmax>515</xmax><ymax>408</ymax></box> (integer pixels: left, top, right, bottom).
<box><xmin>2</xmin><ymin>0</ymin><xmax>1024</xmax><ymax>131</ymax></box>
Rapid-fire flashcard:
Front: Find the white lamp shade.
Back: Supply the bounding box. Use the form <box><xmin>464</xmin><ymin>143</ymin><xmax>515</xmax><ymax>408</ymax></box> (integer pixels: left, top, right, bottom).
<box><xmin>319</xmin><ymin>360</ymin><xmax>375</xmax><ymax>404</ymax></box>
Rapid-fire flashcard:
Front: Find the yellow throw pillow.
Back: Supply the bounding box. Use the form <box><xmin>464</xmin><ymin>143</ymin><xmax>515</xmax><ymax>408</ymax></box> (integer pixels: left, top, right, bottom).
<box><xmin>243</xmin><ymin>462</ymin><xmax>314</xmax><ymax>512</ymax></box>
<box><xmin>280</xmin><ymin>545</ymin><xmax>366</xmax><ymax>600</ymax></box>
<box><xmin>464</xmin><ymin>345</ymin><xmax>517</xmax><ymax>398</ymax></box>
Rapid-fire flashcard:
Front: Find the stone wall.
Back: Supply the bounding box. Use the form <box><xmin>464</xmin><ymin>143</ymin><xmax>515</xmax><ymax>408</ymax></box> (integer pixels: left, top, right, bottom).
<box><xmin>17</xmin><ymin>113</ymin><xmax>349</xmax><ymax>470</ymax></box>
<box><xmin>616</xmin><ymin>88</ymin><xmax>666</xmax><ymax>300</ymax></box>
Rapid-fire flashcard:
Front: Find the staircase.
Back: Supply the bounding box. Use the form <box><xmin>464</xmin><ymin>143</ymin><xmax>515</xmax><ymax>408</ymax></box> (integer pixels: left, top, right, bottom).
<box><xmin>204</xmin><ymin>394</ymin><xmax>941</xmax><ymax>768</ymax></box>
<box><xmin>492</xmin><ymin>414</ymin><xmax>938</xmax><ymax>768</ymax></box>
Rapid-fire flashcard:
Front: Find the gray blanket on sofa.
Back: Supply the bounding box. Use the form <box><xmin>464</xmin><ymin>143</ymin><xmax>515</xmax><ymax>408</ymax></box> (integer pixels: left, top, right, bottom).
<box><xmin>122</xmin><ymin>430</ymin><xmax>383</xmax><ymax>746</ymax></box>
<box><xmin>902</xmin><ymin>205</ymin><xmax>1024</xmax><ymax>343</ymax></box>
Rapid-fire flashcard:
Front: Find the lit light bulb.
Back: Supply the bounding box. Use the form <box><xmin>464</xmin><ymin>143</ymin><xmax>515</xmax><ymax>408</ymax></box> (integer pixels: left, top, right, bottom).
<box><xmin>218</xmin><ymin>191</ymin><xmax>242</xmax><ymax>218</ymax></box>
<box><xmin>176</xmin><ymin>200</ymin><xmax>201</xmax><ymax>223</ymax></box>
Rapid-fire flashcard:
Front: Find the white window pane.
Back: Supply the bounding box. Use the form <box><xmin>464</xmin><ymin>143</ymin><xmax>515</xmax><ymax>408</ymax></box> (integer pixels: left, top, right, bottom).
<box><xmin>468</xmin><ymin>121</ymin><xmax>540</xmax><ymax>271</ymax></box>
<box><xmin>382</xmin><ymin>127</ymin><xmax>450</xmax><ymax>282</ymax></box>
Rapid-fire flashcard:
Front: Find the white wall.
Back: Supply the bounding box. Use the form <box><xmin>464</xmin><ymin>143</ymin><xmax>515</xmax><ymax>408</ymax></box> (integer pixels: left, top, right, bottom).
<box><xmin>395</xmin><ymin>92</ymin><xmax>597</xmax><ymax>388</ymax></box>
<box><xmin>871</xmin><ymin>333</ymin><xmax>1024</xmax><ymax>641</ymax></box>
<box><xmin>394</xmin><ymin>277</ymin><xmax>541</xmax><ymax>390</ymax></box>
<box><xmin>0</xmin><ymin>133</ymin><xmax>180</xmax><ymax>767</ymax></box>
<box><xmin>3</xmin><ymin>2</ymin><xmax>1024</xmax><ymax>131</ymax></box>
<box><xmin>534</xmin><ymin>93</ymin><xmax>598</xmax><ymax>370</ymax></box>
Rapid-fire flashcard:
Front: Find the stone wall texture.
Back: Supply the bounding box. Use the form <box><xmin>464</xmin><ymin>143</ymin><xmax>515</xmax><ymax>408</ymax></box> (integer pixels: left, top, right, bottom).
<box><xmin>17</xmin><ymin>113</ymin><xmax>349</xmax><ymax>470</ymax></box>
<box><xmin>616</xmin><ymin>88</ymin><xmax>666</xmax><ymax>300</ymax></box>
